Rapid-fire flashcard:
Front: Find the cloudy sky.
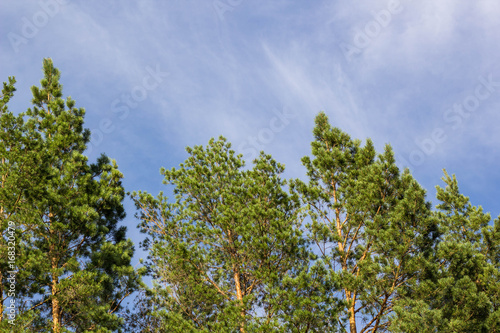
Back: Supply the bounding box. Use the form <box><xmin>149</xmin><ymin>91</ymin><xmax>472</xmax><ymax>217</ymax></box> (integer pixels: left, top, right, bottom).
<box><xmin>2</xmin><ymin>0</ymin><xmax>500</xmax><ymax>264</ymax></box>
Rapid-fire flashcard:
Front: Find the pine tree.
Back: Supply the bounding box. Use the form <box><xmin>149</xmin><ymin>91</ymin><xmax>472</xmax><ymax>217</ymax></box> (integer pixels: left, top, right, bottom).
<box><xmin>293</xmin><ymin>112</ymin><xmax>437</xmax><ymax>332</ymax></box>
<box><xmin>132</xmin><ymin>137</ymin><xmax>330</xmax><ymax>332</ymax></box>
<box><xmin>0</xmin><ymin>59</ymin><xmax>142</xmax><ymax>332</ymax></box>
<box><xmin>391</xmin><ymin>171</ymin><xmax>500</xmax><ymax>332</ymax></box>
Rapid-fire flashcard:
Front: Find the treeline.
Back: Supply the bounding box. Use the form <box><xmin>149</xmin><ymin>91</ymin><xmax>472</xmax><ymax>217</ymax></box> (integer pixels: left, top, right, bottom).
<box><xmin>1</xmin><ymin>59</ymin><xmax>499</xmax><ymax>332</ymax></box>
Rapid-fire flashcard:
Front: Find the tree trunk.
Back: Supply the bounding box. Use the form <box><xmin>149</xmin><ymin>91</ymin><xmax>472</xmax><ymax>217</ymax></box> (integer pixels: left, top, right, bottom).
<box><xmin>334</xmin><ymin>189</ymin><xmax>357</xmax><ymax>333</ymax></box>
<box><xmin>234</xmin><ymin>270</ymin><xmax>245</xmax><ymax>333</ymax></box>
<box><xmin>348</xmin><ymin>293</ymin><xmax>357</xmax><ymax>333</ymax></box>
<box><xmin>0</xmin><ymin>270</ymin><xmax>3</xmax><ymax>322</ymax></box>
<box><xmin>51</xmin><ymin>255</ymin><xmax>61</xmax><ymax>333</ymax></box>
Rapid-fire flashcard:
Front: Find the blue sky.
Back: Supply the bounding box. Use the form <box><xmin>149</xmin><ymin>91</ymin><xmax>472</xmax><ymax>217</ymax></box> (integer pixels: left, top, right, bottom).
<box><xmin>2</xmin><ymin>0</ymin><xmax>500</xmax><ymax>265</ymax></box>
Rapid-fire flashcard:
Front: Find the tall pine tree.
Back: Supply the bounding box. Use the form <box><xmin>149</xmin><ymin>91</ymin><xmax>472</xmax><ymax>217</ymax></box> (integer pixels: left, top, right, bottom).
<box><xmin>0</xmin><ymin>59</ymin><xmax>142</xmax><ymax>332</ymax></box>
<box><xmin>132</xmin><ymin>137</ymin><xmax>334</xmax><ymax>332</ymax></box>
<box><xmin>293</xmin><ymin>112</ymin><xmax>438</xmax><ymax>332</ymax></box>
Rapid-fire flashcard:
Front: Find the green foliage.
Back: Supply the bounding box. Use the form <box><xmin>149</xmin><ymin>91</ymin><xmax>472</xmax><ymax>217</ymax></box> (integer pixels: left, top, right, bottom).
<box><xmin>132</xmin><ymin>137</ymin><xmax>336</xmax><ymax>332</ymax></box>
<box><xmin>0</xmin><ymin>59</ymin><xmax>142</xmax><ymax>332</ymax></box>
<box><xmin>2</xmin><ymin>60</ymin><xmax>499</xmax><ymax>333</ymax></box>
<box><xmin>292</xmin><ymin>112</ymin><xmax>438</xmax><ymax>332</ymax></box>
<box><xmin>131</xmin><ymin>112</ymin><xmax>497</xmax><ymax>333</ymax></box>
<box><xmin>391</xmin><ymin>171</ymin><xmax>500</xmax><ymax>332</ymax></box>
